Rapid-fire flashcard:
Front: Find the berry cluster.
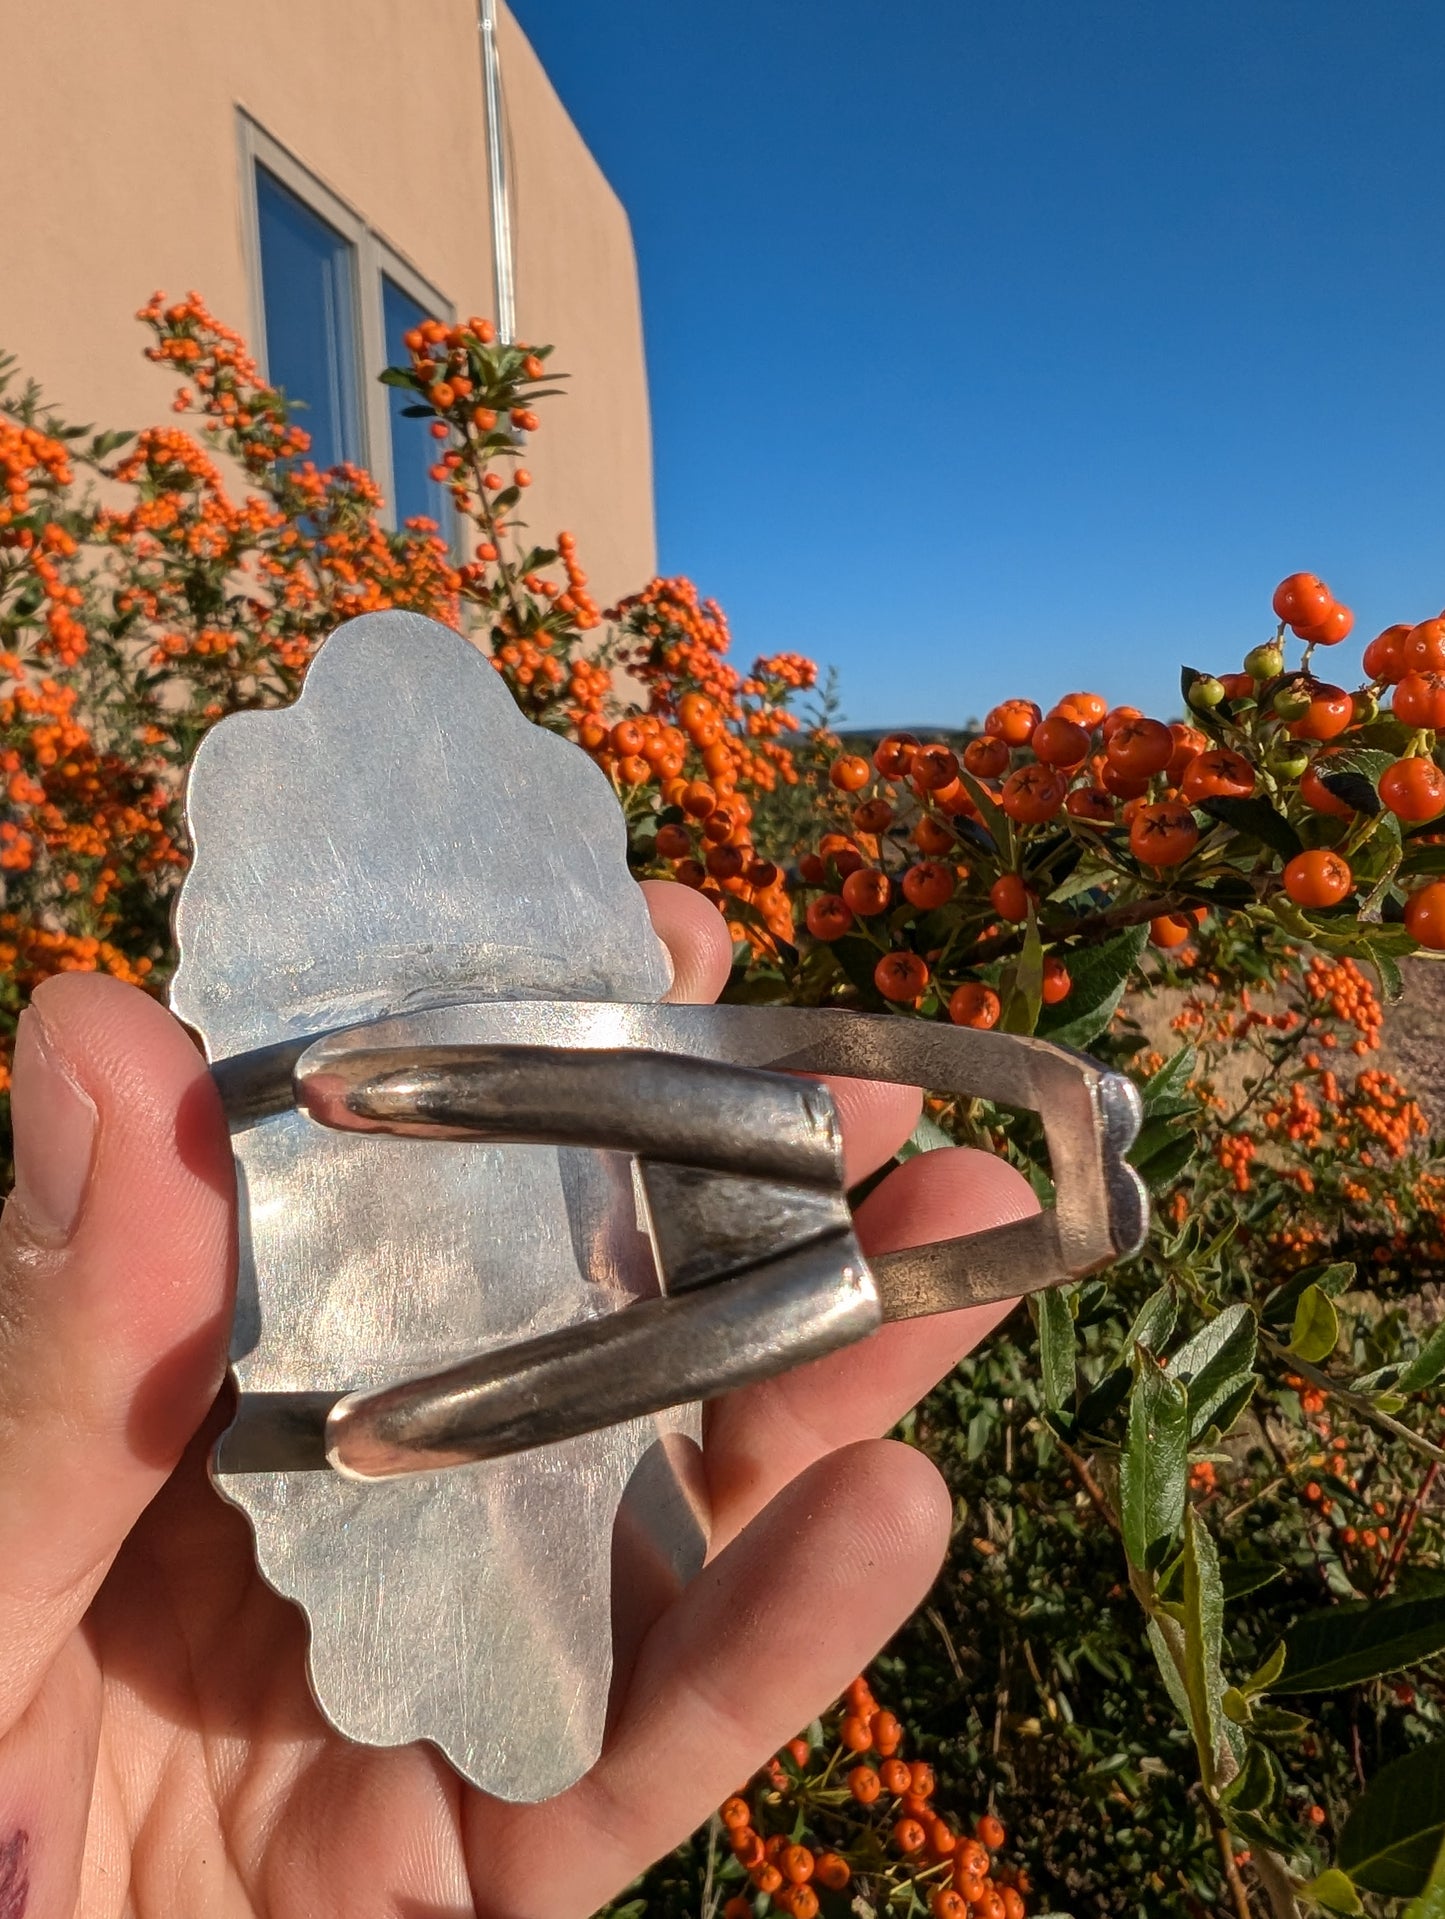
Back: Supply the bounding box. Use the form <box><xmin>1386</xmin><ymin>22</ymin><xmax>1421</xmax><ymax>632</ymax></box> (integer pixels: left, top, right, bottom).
<box><xmin>715</xmin><ymin>1678</ymin><xmax>1029</xmax><ymax>1918</ymax></box>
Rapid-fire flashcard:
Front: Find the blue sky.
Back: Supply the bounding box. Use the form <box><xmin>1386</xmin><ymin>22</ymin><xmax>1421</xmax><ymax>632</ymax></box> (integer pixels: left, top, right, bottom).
<box><xmin>510</xmin><ymin>1</ymin><xmax>1445</xmax><ymax>730</ymax></box>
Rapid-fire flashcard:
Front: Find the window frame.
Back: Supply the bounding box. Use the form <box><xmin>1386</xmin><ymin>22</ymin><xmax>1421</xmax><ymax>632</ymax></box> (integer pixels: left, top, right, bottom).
<box><xmin>237</xmin><ymin>113</ymin><xmax>454</xmax><ymax>533</ymax></box>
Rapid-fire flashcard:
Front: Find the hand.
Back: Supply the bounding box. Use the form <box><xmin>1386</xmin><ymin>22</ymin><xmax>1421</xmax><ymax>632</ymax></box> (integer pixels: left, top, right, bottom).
<box><xmin>0</xmin><ymin>882</ymin><xmax>1036</xmax><ymax>1919</ymax></box>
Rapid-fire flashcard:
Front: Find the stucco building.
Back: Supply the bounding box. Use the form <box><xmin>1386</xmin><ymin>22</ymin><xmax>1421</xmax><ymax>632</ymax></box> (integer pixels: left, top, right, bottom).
<box><xmin>0</xmin><ymin>0</ymin><xmax>655</xmax><ymax>608</ymax></box>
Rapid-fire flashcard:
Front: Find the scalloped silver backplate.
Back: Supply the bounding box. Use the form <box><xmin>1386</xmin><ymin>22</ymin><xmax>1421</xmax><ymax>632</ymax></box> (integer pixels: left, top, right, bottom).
<box><xmin>171</xmin><ymin>611</ymin><xmax>707</xmax><ymax>1802</ymax></box>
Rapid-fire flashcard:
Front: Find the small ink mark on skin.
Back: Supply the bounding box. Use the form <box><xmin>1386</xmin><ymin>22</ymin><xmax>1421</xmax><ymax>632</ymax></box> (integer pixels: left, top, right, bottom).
<box><xmin>0</xmin><ymin>1829</ymin><xmax>29</xmax><ymax>1919</ymax></box>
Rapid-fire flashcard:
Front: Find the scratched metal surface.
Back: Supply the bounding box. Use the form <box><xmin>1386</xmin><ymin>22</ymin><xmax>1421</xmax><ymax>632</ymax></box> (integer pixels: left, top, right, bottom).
<box><xmin>170</xmin><ymin>611</ymin><xmax>706</xmax><ymax>1801</ymax></box>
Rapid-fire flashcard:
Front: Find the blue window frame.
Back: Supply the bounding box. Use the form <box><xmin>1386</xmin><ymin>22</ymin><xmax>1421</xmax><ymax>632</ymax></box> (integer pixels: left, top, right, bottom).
<box><xmin>254</xmin><ymin>164</ymin><xmax>363</xmax><ymax>470</ymax></box>
<box><xmin>382</xmin><ymin>275</ymin><xmax>451</xmax><ymax>531</ymax></box>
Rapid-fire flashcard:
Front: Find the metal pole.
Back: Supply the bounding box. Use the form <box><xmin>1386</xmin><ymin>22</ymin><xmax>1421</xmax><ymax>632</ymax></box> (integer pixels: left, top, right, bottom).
<box><xmin>477</xmin><ymin>0</ymin><xmax>516</xmax><ymax>343</ymax></box>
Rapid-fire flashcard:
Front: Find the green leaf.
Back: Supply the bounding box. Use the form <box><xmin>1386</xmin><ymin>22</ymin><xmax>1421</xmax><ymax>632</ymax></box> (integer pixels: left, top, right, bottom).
<box><xmin>1339</xmin><ymin>1742</ymin><xmax>1445</xmax><ymax>1896</ymax></box>
<box><xmin>1140</xmin><ymin>1045</ymin><xmax>1198</xmax><ymax>1119</ymax></box>
<box><xmin>1132</xmin><ymin>1133</ymin><xmax>1196</xmax><ymax>1194</ymax></box>
<box><xmin>1036</xmin><ymin>924</ymin><xmax>1150</xmax><ymax>1049</ymax></box>
<box><xmin>1246</xmin><ymin>1639</ymin><xmax>1287</xmax><ymax>1695</ymax></box>
<box><xmin>1074</xmin><ymin>1363</ymin><xmax>1131</xmax><ymax>1437</ymax></box>
<box><xmin>377</xmin><ymin>366</ymin><xmax>418</xmax><ymax>388</ymax></box>
<box><xmin>1038</xmin><ymin>1286</ymin><xmax>1077</xmax><ymax>1411</ymax></box>
<box><xmin>1129</xmin><ymin>1285</ymin><xmax>1178</xmax><ymax>1354</ymax></box>
<box><xmin>1198</xmin><ymin>795</ymin><xmax>1305</xmax><ymax>861</ymax></box>
<box><xmin>1121</xmin><ymin>1355</ymin><xmax>1189</xmax><ymax>1572</ymax></box>
<box><xmin>1281</xmin><ymin>1593</ymin><xmax>1445</xmax><ymax>1693</ymax></box>
<box><xmin>1221</xmin><ymin>1739</ymin><xmax>1277</xmax><ymax>1813</ymax></box>
<box><xmin>1372</xmin><ymin>947</ymin><xmax>1406</xmax><ymax>1004</ymax></box>
<box><xmin>1222</xmin><ymin>1560</ymin><xmax>1285</xmax><ymax>1601</ymax></box>
<box><xmin>897</xmin><ymin>1113</ymin><xmax>956</xmax><ymax>1161</ymax></box>
<box><xmin>1398</xmin><ymin>1319</ymin><xmax>1445</xmax><ymax>1396</ymax></box>
<box><xmin>956</xmin><ymin>768</ymin><xmax>1011</xmax><ymax>854</ymax></box>
<box><xmin>1180</xmin><ymin>1504</ymin><xmax>1230</xmax><ymax>1779</ymax></box>
<box><xmin>1000</xmin><ymin>907</ymin><xmax>1044</xmax><ymax>1035</ymax></box>
<box><xmin>1403</xmin><ymin>1830</ymin><xmax>1445</xmax><ymax>1918</ymax></box>
<box><xmin>1263</xmin><ymin>1262</ymin><xmax>1357</xmax><ymax>1329</ymax></box>
<box><xmin>1291</xmin><ymin>1287</ymin><xmax>1341</xmax><ymax>1364</ymax></box>
<box><xmin>1300</xmin><ymin>1869</ymin><xmax>1364</xmax><ymax>1915</ymax></box>
<box><xmin>1167</xmin><ymin>1305</ymin><xmax>1258</xmax><ymax>1443</ymax></box>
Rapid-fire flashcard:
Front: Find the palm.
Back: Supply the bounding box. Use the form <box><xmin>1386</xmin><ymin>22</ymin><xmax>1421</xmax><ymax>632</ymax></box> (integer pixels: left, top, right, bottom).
<box><xmin>5</xmin><ymin>919</ymin><xmax>1033</xmax><ymax>1917</ymax></box>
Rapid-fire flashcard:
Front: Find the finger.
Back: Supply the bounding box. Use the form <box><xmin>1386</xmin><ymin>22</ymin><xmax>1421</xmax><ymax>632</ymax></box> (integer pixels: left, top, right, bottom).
<box><xmin>476</xmin><ymin>1439</ymin><xmax>950</xmax><ymax>1919</ymax></box>
<box><xmin>704</xmin><ymin>1146</ymin><xmax>1038</xmax><ymax>1544</ymax></box>
<box><xmin>639</xmin><ymin>878</ymin><xmax>732</xmax><ymax>1005</ymax></box>
<box><xmin>0</xmin><ymin>975</ymin><xmax>234</xmax><ymax>1732</ymax></box>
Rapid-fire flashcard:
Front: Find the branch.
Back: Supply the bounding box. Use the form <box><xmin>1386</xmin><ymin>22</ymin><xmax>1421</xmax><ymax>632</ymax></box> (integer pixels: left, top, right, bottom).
<box><xmin>1260</xmin><ymin>1331</ymin><xmax>1445</xmax><ymax>1468</ymax></box>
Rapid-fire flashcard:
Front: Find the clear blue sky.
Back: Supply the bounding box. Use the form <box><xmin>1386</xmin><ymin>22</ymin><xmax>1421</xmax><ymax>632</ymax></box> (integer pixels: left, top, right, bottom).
<box><xmin>510</xmin><ymin>0</ymin><xmax>1445</xmax><ymax>730</ymax></box>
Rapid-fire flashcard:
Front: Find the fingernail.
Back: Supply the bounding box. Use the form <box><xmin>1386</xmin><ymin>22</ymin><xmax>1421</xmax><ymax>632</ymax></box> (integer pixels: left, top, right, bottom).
<box><xmin>10</xmin><ymin>1006</ymin><xmax>98</xmax><ymax>1242</ymax></box>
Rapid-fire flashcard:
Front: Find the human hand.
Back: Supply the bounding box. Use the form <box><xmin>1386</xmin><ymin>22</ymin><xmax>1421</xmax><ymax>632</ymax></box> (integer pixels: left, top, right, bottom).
<box><xmin>0</xmin><ymin>882</ymin><xmax>1035</xmax><ymax>1918</ymax></box>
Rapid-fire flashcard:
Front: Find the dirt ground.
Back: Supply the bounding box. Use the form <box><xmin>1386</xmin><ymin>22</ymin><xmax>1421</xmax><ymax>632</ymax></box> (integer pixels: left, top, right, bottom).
<box><xmin>1379</xmin><ymin>960</ymin><xmax>1445</xmax><ymax>1132</ymax></box>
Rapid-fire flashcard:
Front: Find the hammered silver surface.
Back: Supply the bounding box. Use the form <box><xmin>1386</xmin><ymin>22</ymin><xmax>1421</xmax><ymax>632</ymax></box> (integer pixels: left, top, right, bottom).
<box><xmin>170</xmin><ymin>611</ymin><xmax>706</xmax><ymax>1802</ymax></box>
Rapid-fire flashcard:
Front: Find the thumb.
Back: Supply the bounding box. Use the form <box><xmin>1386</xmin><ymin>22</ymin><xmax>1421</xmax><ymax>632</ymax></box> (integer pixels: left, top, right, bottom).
<box><xmin>0</xmin><ymin>974</ymin><xmax>234</xmax><ymax>1734</ymax></box>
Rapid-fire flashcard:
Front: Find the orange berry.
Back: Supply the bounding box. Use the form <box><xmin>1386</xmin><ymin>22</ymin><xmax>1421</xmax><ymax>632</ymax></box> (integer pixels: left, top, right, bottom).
<box><xmin>1394</xmin><ymin>670</ymin><xmax>1445</xmax><ymax>730</ymax></box>
<box><xmin>1001</xmin><ymin>764</ymin><xmax>1067</xmax><ymax>823</ymax></box>
<box><xmin>903</xmin><ymin>860</ymin><xmax>956</xmax><ymax>910</ymax></box>
<box><xmin>1364</xmin><ymin>623</ymin><xmax>1412</xmax><ymax>683</ymax></box>
<box><xmin>1041</xmin><ymin>956</ymin><xmax>1071</xmax><ymax>1004</ymax></box>
<box><xmin>894</xmin><ymin>1817</ymin><xmax>929</xmax><ymax>1854</ymax></box>
<box><xmin>1181</xmin><ymin>748</ymin><xmax>1255</xmax><ymax>802</ymax></box>
<box><xmin>1273</xmin><ymin>572</ymin><xmax>1332</xmax><ymax>626</ymax></box>
<box><xmin>1405</xmin><ymin>881</ymin><xmax>1445</xmax><ymax>949</ymax></box>
<box><xmin>854</xmin><ymin>797</ymin><xmax>895</xmax><ymax>833</ymax></box>
<box><xmin>874</xmin><ymin>732</ymin><xmax>920</xmax><ymax>777</ymax></box>
<box><xmin>751</xmin><ymin>1863</ymin><xmax>783</xmax><ymax>1894</ymax></box>
<box><xmin>931</xmin><ymin>1894</ymin><xmax>968</xmax><ymax>1919</ymax></box>
<box><xmin>1289</xmin><ymin>681</ymin><xmax>1354</xmax><ymax>742</ymax></box>
<box><xmin>950</xmin><ymin>983</ymin><xmax>1001</xmax><ymax>1029</ymax></box>
<box><xmin>1129</xmin><ymin>799</ymin><xmax>1199</xmax><ymax>867</ymax></box>
<box><xmin>785</xmin><ymin>1736</ymin><xmax>811</xmax><ymax>1768</ymax></box>
<box><xmin>875</xmin><ymin>951</ymin><xmax>930</xmax><ymax>1002</ymax></box>
<box><xmin>1032</xmin><ymin>714</ymin><xmax>1090</xmax><ymax>767</ymax></box>
<box><xmin>849</xmin><ymin>1763</ymin><xmax>882</xmax><ymax>1803</ymax></box>
<box><xmin>1106</xmin><ymin>716</ymin><xmax>1174</xmax><ymax>779</ymax></box>
<box><xmin>990</xmin><ymin>874</ymin><xmax>1031</xmax><ymax>922</ymax></box>
<box><xmin>871</xmin><ymin>1709</ymin><xmax>903</xmax><ymax>1755</ymax></box>
<box><xmin>1294</xmin><ymin>602</ymin><xmax>1354</xmax><ymax>646</ymax></box>
<box><xmin>720</xmin><ymin>1795</ymin><xmax>751</xmax><ymax>1829</ymax></box>
<box><xmin>880</xmin><ymin>1756</ymin><xmax>913</xmax><ymax>1795</ymax></box>
<box><xmin>1283</xmin><ymin>849</ymin><xmax>1353</xmax><ymax>909</ymax></box>
<box><xmin>681</xmin><ymin>780</ymin><xmax>717</xmax><ymax>819</ymax></box>
<box><xmin>781</xmin><ymin>1843</ymin><xmax>815</xmax><ymax>1884</ymax></box>
<box><xmin>912</xmin><ymin>743</ymin><xmax>961</xmax><ymax>791</ymax></box>
<box><xmin>807</xmin><ymin>895</ymin><xmax>855</xmax><ymax>941</ymax></box>
<box><xmin>655</xmin><ymin>823</ymin><xmax>692</xmax><ymax>860</ymax></box>
<box><xmin>964</xmin><ymin>735</ymin><xmax>1011</xmax><ymax>779</ymax></box>
<box><xmin>984</xmin><ymin>700</ymin><xmax>1041</xmax><ymax>747</ymax></box>
<box><xmin>1380</xmin><ymin>757</ymin><xmax>1445</xmax><ymax>823</ymax></box>
<box><xmin>831</xmin><ymin>753</ymin><xmax>871</xmax><ymax>792</ymax></box>
<box><xmin>977</xmin><ymin>1813</ymin><xmax>1006</xmax><ymax>1850</ymax></box>
<box><xmin>1300</xmin><ymin>757</ymin><xmax>1358</xmax><ymax>819</ymax></box>
<box><xmin>842</xmin><ymin>868</ymin><xmax>892</xmax><ymax>917</ymax></box>
<box><xmin>1150</xmin><ymin>913</ymin><xmax>1192</xmax><ymax>949</ymax></box>
<box><xmin>1002</xmin><ymin>1891</ymin><xmax>1026</xmax><ymax>1919</ymax></box>
<box><xmin>816</xmin><ymin>1853</ymin><xmax>850</xmax><ymax>1890</ymax></box>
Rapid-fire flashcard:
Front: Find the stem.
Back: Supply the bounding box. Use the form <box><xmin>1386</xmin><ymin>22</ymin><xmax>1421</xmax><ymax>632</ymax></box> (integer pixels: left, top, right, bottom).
<box><xmin>1379</xmin><ymin>1459</ymin><xmax>1440</xmax><ymax>1595</ymax></box>
<box><xmin>1058</xmin><ymin>1438</ymin><xmax>1124</xmax><ymax>1536</ymax></box>
<box><xmin>1250</xmin><ymin>1844</ymin><xmax>1303</xmax><ymax>1919</ymax></box>
<box><xmin>1207</xmin><ymin>1798</ymin><xmax>1256</xmax><ymax>1919</ymax></box>
<box><xmin>1260</xmin><ymin>1331</ymin><xmax>1445</xmax><ymax>1468</ymax></box>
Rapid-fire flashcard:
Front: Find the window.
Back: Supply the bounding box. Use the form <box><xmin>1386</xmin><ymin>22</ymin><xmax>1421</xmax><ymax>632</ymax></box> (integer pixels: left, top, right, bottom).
<box><xmin>381</xmin><ymin>276</ymin><xmax>450</xmax><ymax>529</ymax></box>
<box><xmin>254</xmin><ymin>167</ymin><xmax>362</xmax><ymax>471</ymax></box>
<box><xmin>239</xmin><ymin>116</ymin><xmax>453</xmax><ymax>536</ymax></box>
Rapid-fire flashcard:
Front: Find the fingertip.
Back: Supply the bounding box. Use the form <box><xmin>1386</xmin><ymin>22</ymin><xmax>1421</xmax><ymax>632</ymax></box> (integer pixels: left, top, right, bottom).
<box><xmin>639</xmin><ymin>878</ymin><xmax>733</xmax><ymax>1005</ymax></box>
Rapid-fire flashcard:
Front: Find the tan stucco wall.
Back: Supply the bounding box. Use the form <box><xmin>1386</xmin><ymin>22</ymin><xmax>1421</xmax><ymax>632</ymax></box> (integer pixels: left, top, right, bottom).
<box><xmin>0</xmin><ymin>0</ymin><xmax>654</xmax><ymax>608</ymax></box>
